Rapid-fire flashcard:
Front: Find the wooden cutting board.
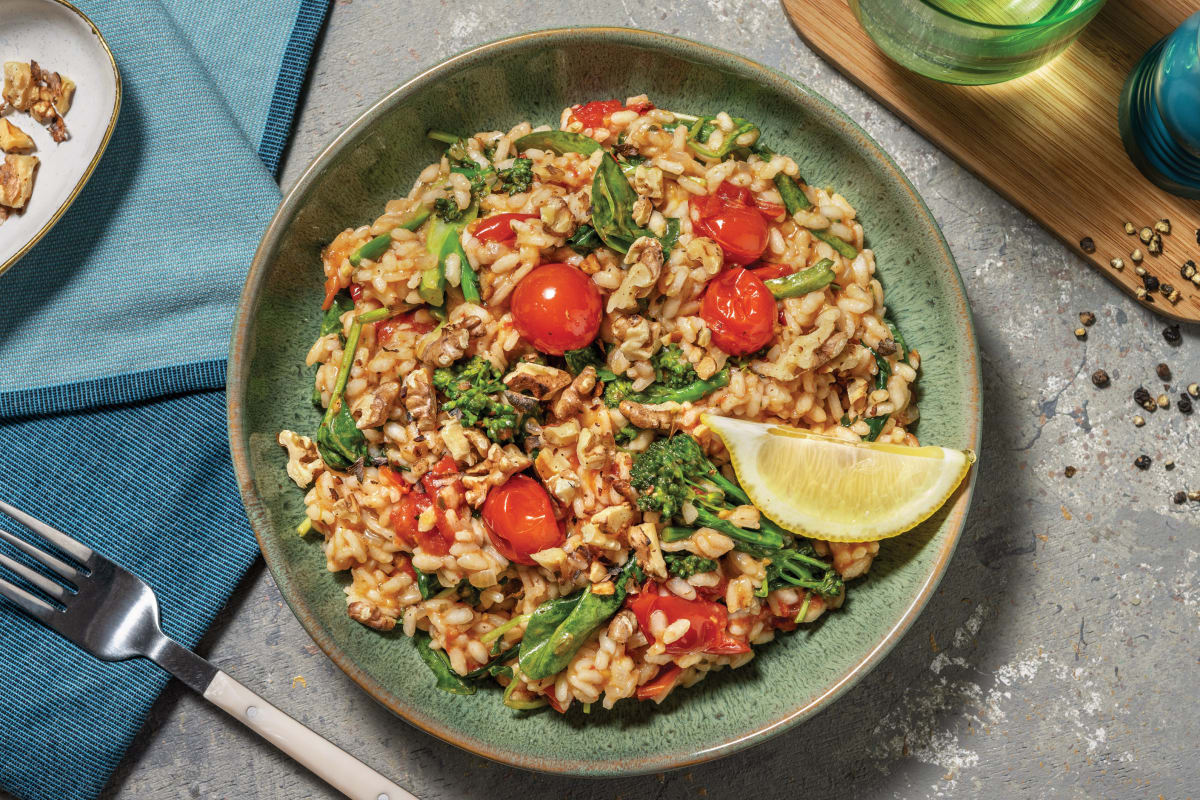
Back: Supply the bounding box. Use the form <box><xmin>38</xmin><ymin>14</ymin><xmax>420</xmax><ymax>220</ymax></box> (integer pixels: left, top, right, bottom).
<box><xmin>783</xmin><ymin>0</ymin><xmax>1200</xmax><ymax>323</ymax></box>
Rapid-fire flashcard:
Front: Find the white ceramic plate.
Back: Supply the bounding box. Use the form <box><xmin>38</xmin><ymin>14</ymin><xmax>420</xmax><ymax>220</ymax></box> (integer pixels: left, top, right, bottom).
<box><xmin>0</xmin><ymin>0</ymin><xmax>119</xmax><ymax>275</ymax></box>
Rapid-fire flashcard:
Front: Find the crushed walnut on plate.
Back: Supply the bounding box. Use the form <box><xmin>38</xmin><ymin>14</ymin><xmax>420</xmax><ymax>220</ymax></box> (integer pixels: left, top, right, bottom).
<box><xmin>0</xmin><ymin>59</ymin><xmax>78</xmax><ymax>220</ymax></box>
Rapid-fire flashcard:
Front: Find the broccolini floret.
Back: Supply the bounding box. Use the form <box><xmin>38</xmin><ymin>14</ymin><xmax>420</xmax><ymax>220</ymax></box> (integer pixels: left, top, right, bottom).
<box><xmin>663</xmin><ymin>552</ymin><xmax>717</xmax><ymax>579</ymax></box>
<box><xmin>498</xmin><ymin>157</ymin><xmax>534</xmax><ymax>195</ymax></box>
<box><xmin>652</xmin><ymin>345</ymin><xmax>698</xmax><ymax>389</ymax></box>
<box><xmin>433</xmin><ymin>356</ymin><xmax>527</xmax><ymax>444</ymax></box>
<box><xmin>433</xmin><ymin>197</ymin><xmax>466</xmax><ymax>223</ymax></box>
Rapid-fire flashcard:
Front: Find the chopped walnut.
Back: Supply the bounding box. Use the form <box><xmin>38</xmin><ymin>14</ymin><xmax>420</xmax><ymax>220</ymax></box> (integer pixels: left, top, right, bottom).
<box><xmin>4</xmin><ymin>62</ymin><xmax>73</xmax><ymax>141</ymax></box>
<box><xmin>538</xmin><ymin>195</ymin><xmax>573</xmax><ymax>235</ymax></box>
<box><xmin>632</xmin><ymin>164</ymin><xmax>664</xmax><ymax>200</ymax></box>
<box><xmin>415</xmin><ymin>316</ymin><xmax>481</xmax><ymax>367</ymax></box>
<box><xmin>403</xmin><ymin>367</ymin><xmax>437</xmax><ymax>431</ymax></box>
<box><xmin>353</xmin><ymin>381</ymin><xmax>400</xmax><ymax>430</ymax></box>
<box><xmin>347</xmin><ymin>600</ymin><xmax>396</xmax><ymax>631</ymax></box>
<box><xmin>0</xmin><ymin>120</ymin><xmax>35</xmax><ymax>153</ymax></box>
<box><xmin>631</xmin><ymin>196</ymin><xmax>652</xmax><ymax>228</ymax></box>
<box><xmin>541</xmin><ymin>419</ymin><xmax>581</xmax><ymax>446</ymax></box>
<box><xmin>629</xmin><ymin>522</ymin><xmax>667</xmax><ymax>580</ymax></box>
<box><xmin>503</xmin><ymin>362</ymin><xmax>572</xmax><ymax>399</ymax></box>
<box><xmin>754</xmin><ymin>306</ymin><xmax>845</xmax><ymax>380</ymax></box>
<box><xmin>46</xmin><ymin>70</ymin><xmax>75</xmax><ymax>116</ymax></box>
<box><xmin>552</xmin><ymin>366</ymin><xmax>597</xmax><ymax>418</ymax></box>
<box><xmin>607</xmin><ymin>237</ymin><xmax>663</xmax><ymax>313</ymax></box>
<box><xmin>544</xmin><ymin>470</ymin><xmax>581</xmax><ymax>504</ymax></box>
<box><xmin>277</xmin><ymin>430</ymin><xmax>324</xmax><ymax>488</ymax></box>
<box><xmin>461</xmin><ymin>443</ymin><xmax>531</xmax><ymax>506</ymax></box>
<box><xmin>439</xmin><ymin>419</ymin><xmax>474</xmax><ymax>462</ymax></box>
<box><xmin>590</xmin><ymin>503</ymin><xmax>633</xmax><ymax>536</ymax></box>
<box><xmin>0</xmin><ymin>154</ymin><xmax>38</xmax><ymax>209</ymax></box>
<box><xmin>612</xmin><ymin>478</ymin><xmax>639</xmax><ymax>503</ymax></box>
<box><xmin>575</xmin><ymin>427</ymin><xmax>608</xmax><ymax>471</ymax></box>
<box><xmin>618</xmin><ymin>399</ymin><xmax>679</xmax><ymax>431</ymax></box>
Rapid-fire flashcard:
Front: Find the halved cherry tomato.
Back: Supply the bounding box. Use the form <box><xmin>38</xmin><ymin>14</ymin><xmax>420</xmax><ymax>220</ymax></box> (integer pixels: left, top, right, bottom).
<box><xmin>629</xmin><ymin>586</ymin><xmax>750</xmax><ymax>655</ymax></box>
<box><xmin>636</xmin><ymin>665</ymin><xmax>683</xmax><ymax>702</ymax></box>
<box><xmin>415</xmin><ymin>456</ymin><xmax>462</xmax><ymax>556</ymax></box>
<box><xmin>693</xmin><ymin>196</ymin><xmax>769</xmax><ymax>266</ymax></box>
<box><xmin>510</xmin><ymin>262</ymin><xmax>603</xmax><ymax>355</ymax></box>
<box><xmin>349</xmin><ymin>283</ymin><xmax>364</xmax><ymax>303</ymax></box>
<box><xmin>481</xmin><ymin>474</ymin><xmax>564</xmax><ymax>565</ymax></box>
<box><xmin>711</xmin><ymin>181</ymin><xmax>785</xmax><ymax>220</ymax></box>
<box><xmin>471</xmin><ymin>213</ymin><xmax>539</xmax><ymax>244</ymax></box>
<box><xmin>569</xmin><ymin>99</ymin><xmax>624</xmax><ymax>128</ymax></box>
<box><xmin>390</xmin><ymin>491</ymin><xmax>430</xmax><ymax>548</ymax></box>
<box><xmin>700</xmin><ymin>267</ymin><xmax>776</xmax><ymax>356</ymax></box>
<box><xmin>750</xmin><ymin>263</ymin><xmax>794</xmax><ymax>281</ymax></box>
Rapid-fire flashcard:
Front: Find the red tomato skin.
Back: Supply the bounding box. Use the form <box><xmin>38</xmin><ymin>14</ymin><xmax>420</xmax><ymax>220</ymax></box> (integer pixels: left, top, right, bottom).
<box><xmin>750</xmin><ymin>263</ymin><xmax>793</xmax><ymax>281</ymax></box>
<box><xmin>390</xmin><ymin>491</ymin><xmax>430</xmax><ymax>548</ymax></box>
<box><xmin>629</xmin><ymin>586</ymin><xmax>750</xmax><ymax>655</ymax></box>
<box><xmin>471</xmin><ymin>213</ymin><xmax>539</xmax><ymax>244</ymax></box>
<box><xmin>417</xmin><ymin>457</ymin><xmax>462</xmax><ymax>555</ymax></box>
<box><xmin>510</xmin><ymin>263</ymin><xmax>604</xmax><ymax>355</ymax></box>
<box><xmin>636</xmin><ymin>665</ymin><xmax>683</xmax><ymax>702</ymax></box>
<box><xmin>569</xmin><ymin>99</ymin><xmax>624</xmax><ymax>128</ymax></box>
<box><xmin>376</xmin><ymin>313</ymin><xmax>433</xmax><ymax>345</ymax></box>
<box><xmin>481</xmin><ymin>475</ymin><xmax>565</xmax><ymax>565</ymax></box>
<box><xmin>700</xmin><ymin>268</ymin><xmax>776</xmax><ymax>356</ymax></box>
<box><xmin>693</xmin><ymin>198</ymin><xmax>769</xmax><ymax>266</ymax></box>
<box><xmin>349</xmin><ymin>283</ymin><xmax>364</xmax><ymax>302</ymax></box>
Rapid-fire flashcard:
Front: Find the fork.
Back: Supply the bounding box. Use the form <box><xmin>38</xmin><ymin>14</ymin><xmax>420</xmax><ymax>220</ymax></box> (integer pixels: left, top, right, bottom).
<box><xmin>0</xmin><ymin>499</ymin><xmax>415</xmax><ymax>800</ymax></box>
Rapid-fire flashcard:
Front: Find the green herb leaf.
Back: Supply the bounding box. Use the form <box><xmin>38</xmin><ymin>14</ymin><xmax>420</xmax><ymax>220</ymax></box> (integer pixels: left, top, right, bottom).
<box><xmin>511</xmin><ymin>130</ymin><xmax>601</xmax><ymax>156</ymax></box>
<box><xmin>415</xmin><ymin>634</ymin><xmax>476</xmax><ymax>695</ymax></box>
<box><xmin>320</xmin><ymin>293</ymin><xmax>354</xmax><ymax>337</ymax></box>
<box><xmin>566</xmin><ymin>224</ymin><xmax>603</xmax><ymax>255</ymax></box>
<box><xmin>315</xmin><ymin>403</ymin><xmax>366</xmax><ymax>470</ymax></box>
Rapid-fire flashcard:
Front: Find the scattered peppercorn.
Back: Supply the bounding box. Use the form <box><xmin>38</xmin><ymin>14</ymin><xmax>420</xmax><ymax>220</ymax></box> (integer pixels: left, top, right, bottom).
<box><xmin>1134</xmin><ymin>454</ymin><xmax>1152</xmax><ymax>470</ymax></box>
<box><xmin>1181</xmin><ymin>260</ymin><xmax>1196</xmax><ymax>280</ymax></box>
<box><xmin>1143</xmin><ymin>274</ymin><xmax>1160</xmax><ymax>292</ymax></box>
<box><xmin>1133</xmin><ymin>415</ymin><xmax>1146</xmax><ymax>427</ymax></box>
<box><xmin>1163</xmin><ymin>324</ymin><xmax>1182</xmax><ymax>345</ymax></box>
<box><xmin>1155</xmin><ymin>219</ymin><xmax>1171</xmax><ymax>235</ymax></box>
<box><xmin>1078</xmin><ymin>311</ymin><xmax>1096</xmax><ymax>326</ymax></box>
<box><xmin>1139</xmin><ymin>227</ymin><xmax>1153</xmax><ymax>244</ymax></box>
<box><xmin>1091</xmin><ymin>369</ymin><xmax>1109</xmax><ymax>387</ymax></box>
<box><xmin>1131</xmin><ymin>248</ymin><xmax>1144</xmax><ymax>263</ymax></box>
<box><xmin>1079</xmin><ymin>236</ymin><xmax>1095</xmax><ymax>253</ymax></box>
<box><xmin>1149</xmin><ymin>232</ymin><xmax>1163</xmax><ymax>254</ymax></box>
<box><xmin>1188</xmin><ymin>383</ymin><xmax>1199</xmax><ymax>397</ymax></box>
<box><xmin>1196</xmin><ymin>228</ymin><xmax>1199</xmax><ymax>245</ymax></box>
<box><xmin>1157</xmin><ymin>393</ymin><xmax>1170</xmax><ymax>409</ymax></box>
<box><xmin>1165</xmin><ymin>460</ymin><xmax>1175</xmax><ymax>470</ymax></box>
<box><xmin>1156</xmin><ymin>363</ymin><xmax>1172</xmax><ymax>380</ymax></box>
<box><xmin>1064</xmin><ymin>466</ymin><xmax>1077</xmax><ymax>478</ymax></box>
<box><xmin>1135</xmin><ymin>286</ymin><xmax>1151</xmax><ymax>302</ymax></box>
<box><xmin>1074</xmin><ymin>327</ymin><xmax>1087</xmax><ymax>340</ymax></box>
<box><xmin>1134</xmin><ymin>386</ymin><xmax>1153</xmax><ymax>408</ymax></box>
<box><xmin>1124</xmin><ymin>221</ymin><xmax>1136</xmax><ymax>235</ymax></box>
<box><xmin>1175</xmin><ymin>491</ymin><xmax>1187</xmax><ymax>505</ymax></box>
<box><xmin>1180</xmin><ymin>396</ymin><xmax>1194</xmax><ymax>414</ymax></box>
<box><xmin>1160</xmin><ymin>282</ymin><xmax>1174</xmax><ymax>296</ymax></box>
<box><xmin>1111</xmin><ymin>258</ymin><xmax>1126</xmax><ymax>270</ymax></box>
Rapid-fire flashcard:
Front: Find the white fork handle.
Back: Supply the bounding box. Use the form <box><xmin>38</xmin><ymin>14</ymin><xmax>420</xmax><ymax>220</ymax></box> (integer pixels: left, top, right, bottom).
<box><xmin>203</xmin><ymin>670</ymin><xmax>416</xmax><ymax>800</ymax></box>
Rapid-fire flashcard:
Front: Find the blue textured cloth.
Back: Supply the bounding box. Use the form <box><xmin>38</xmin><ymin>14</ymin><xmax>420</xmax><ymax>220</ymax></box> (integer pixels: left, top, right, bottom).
<box><xmin>0</xmin><ymin>1</ymin><xmax>330</xmax><ymax>799</ymax></box>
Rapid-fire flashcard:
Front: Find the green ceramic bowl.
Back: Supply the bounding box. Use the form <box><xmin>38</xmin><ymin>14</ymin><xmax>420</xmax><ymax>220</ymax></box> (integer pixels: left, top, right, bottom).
<box><xmin>228</xmin><ymin>27</ymin><xmax>981</xmax><ymax>776</ymax></box>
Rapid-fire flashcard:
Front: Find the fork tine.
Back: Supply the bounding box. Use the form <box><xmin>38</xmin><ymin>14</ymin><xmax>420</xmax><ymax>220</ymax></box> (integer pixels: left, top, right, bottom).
<box><xmin>0</xmin><ymin>499</ymin><xmax>94</xmax><ymax>566</ymax></box>
<box><xmin>0</xmin><ymin>526</ymin><xmax>80</xmax><ymax>581</ymax></box>
<box><xmin>0</xmin><ymin>551</ymin><xmax>70</xmax><ymax>601</ymax></box>
<box><xmin>0</xmin><ymin>574</ymin><xmax>58</xmax><ymax>623</ymax></box>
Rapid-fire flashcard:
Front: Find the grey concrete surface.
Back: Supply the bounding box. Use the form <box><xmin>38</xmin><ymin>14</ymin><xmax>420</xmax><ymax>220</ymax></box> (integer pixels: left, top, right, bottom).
<box><xmin>16</xmin><ymin>1</ymin><xmax>1200</xmax><ymax>798</ymax></box>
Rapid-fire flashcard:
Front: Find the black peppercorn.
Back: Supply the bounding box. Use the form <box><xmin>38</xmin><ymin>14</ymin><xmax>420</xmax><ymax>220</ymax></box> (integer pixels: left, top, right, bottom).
<box><xmin>1180</xmin><ymin>396</ymin><xmax>1194</xmax><ymax>414</ymax></box>
<box><xmin>1143</xmin><ymin>274</ymin><xmax>1160</xmax><ymax>292</ymax></box>
<box><xmin>1080</xmin><ymin>237</ymin><xmax>1095</xmax><ymax>253</ymax></box>
<box><xmin>1156</xmin><ymin>363</ymin><xmax>1171</xmax><ymax>380</ymax></box>
<box><xmin>1090</xmin><ymin>369</ymin><xmax>1110</xmax><ymax>387</ymax></box>
<box><xmin>1174</xmin><ymin>491</ymin><xmax>1187</xmax><ymax>505</ymax></box>
<box><xmin>1163</xmin><ymin>324</ymin><xmax>1182</xmax><ymax>345</ymax></box>
<box><xmin>1134</xmin><ymin>455</ymin><xmax>1152</xmax><ymax>470</ymax></box>
<box><xmin>1064</xmin><ymin>466</ymin><xmax>1077</xmax><ymax>478</ymax></box>
<box><xmin>1134</xmin><ymin>386</ymin><xmax>1153</xmax><ymax>408</ymax></box>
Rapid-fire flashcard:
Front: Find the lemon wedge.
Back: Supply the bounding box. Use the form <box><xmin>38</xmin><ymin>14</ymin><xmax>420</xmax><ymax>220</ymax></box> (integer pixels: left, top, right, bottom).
<box><xmin>703</xmin><ymin>414</ymin><xmax>973</xmax><ymax>542</ymax></box>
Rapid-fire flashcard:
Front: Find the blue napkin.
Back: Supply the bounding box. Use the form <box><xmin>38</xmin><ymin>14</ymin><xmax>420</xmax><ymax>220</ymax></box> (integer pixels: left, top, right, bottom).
<box><xmin>0</xmin><ymin>2</ymin><xmax>330</xmax><ymax>799</ymax></box>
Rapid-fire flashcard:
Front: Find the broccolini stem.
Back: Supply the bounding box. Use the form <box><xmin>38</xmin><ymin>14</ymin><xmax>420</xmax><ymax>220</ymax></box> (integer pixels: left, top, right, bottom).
<box><xmin>357</xmin><ymin>307</ymin><xmax>391</xmax><ymax>323</ymax></box>
<box><xmin>794</xmin><ymin>594</ymin><xmax>812</xmax><ymax>624</ymax></box>
<box><xmin>349</xmin><ymin>233</ymin><xmax>392</xmax><ymax>267</ymax></box>
<box><xmin>661</xmin><ymin>526</ymin><xmax>700</xmax><ymax>542</ymax></box>
<box><xmin>703</xmin><ymin>468</ymin><xmax>751</xmax><ymax>508</ymax></box>
<box><xmin>426</xmin><ymin>129</ymin><xmax>461</xmax><ymax>145</ymax></box>
<box><xmin>296</xmin><ymin>518</ymin><xmax>312</xmax><ymax>536</ymax></box>
<box><xmin>638</xmin><ymin>367</ymin><xmax>729</xmax><ymax>404</ymax></box>
<box><xmin>773</xmin><ymin>174</ymin><xmax>858</xmax><ymax>258</ymax></box>
<box><xmin>480</xmin><ymin>613</ymin><xmax>529</xmax><ymax>644</ymax></box>
<box><xmin>694</xmin><ymin>506</ymin><xmax>785</xmax><ymax>549</ymax></box>
<box><xmin>764</xmin><ymin>259</ymin><xmax>836</xmax><ymax>299</ymax></box>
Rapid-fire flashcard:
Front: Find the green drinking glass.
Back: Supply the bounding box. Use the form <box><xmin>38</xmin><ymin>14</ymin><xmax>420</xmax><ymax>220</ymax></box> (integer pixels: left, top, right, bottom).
<box><xmin>851</xmin><ymin>0</ymin><xmax>1107</xmax><ymax>85</ymax></box>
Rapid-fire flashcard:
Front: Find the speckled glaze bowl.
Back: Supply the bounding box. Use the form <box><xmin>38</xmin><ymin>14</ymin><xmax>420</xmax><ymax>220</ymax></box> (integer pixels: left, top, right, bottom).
<box><xmin>228</xmin><ymin>28</ymin><xmax>981</xmax><ymax>776</ymax></box>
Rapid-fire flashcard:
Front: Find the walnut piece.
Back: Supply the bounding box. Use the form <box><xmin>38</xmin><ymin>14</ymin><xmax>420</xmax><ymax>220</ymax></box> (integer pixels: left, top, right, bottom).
<box><xmin>403</xmin><ymin>367</ymin><xmax>437</xmax><ymax>431</ymax></box>
<box><xmin>2</xmin><ymin>63</ymin><xmax>35</xmax><ymax>111</ymax></box>
<box><xmin>353</xmin><ymin>381</ymin><xmax>400</xmax><ymax>430</ymax></box>
<box><xmin>461</xmin><ymin>443</ymin><xmax>531</xmax><ymax>507</ymax></box>
<box><xmin>277</xmin><ymin>430</ymin><xmax>324</xmax><ymax>488</ymax></box>
<box><xmin>3</xmin><ymin>61</ymin><xmax>73</xmax><ymax>142</ymax></box>
<box><xmin>0</xmin><ymin>120</ymin><xmax>35</xmax><ymax>153</ymax></box>
<box><xmin>607</xmin><ymin>237</ymin><xmax>664</xmax><ymax>313</ymax></box>
<box><xmin>0</xmin><ymin>154</ymin><xmax>38</xmax><ymax>209</ymax></box>
<box><xmin>415</xmin><ymin>316</ymin><xmax>481</xmax><ymax>367</ymax></box>
<box><xmin>618</xmin><ymin>399</ymin><xmax>679</xmax><ymax>431</ymax></box>
<box><xmin>552</xmin><ymin>365</ymin><xmax>598</xmax><ymax>418</ymax></box>
<box><xmin>629</xmin><ymin>522</ymin><xmax>668</xmax><ymax>580</ymax></box>
<box><xmin>347</xmin><ymin>601</ymin><xmax>396</xmax><ymax>631</ymax></box>
<box><xmin>503</xmin><ymin>362</ymin><xmax>571</xmax><ymax>399</ymax></box>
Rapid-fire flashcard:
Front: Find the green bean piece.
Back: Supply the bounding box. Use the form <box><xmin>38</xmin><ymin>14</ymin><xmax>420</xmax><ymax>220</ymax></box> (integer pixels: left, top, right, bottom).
<box><xmin>811</xmin><ymin>227</ymin><xmax>859</xmax><ymax>259</ymax></box>
<box><xmin>349</xmin><ymin>233</ymin><xmax>391</xmax><ymax>267</ymax></box>
<box><xmin>511</xmin><ymin>130</ymin><xmax>601</xmax><ymax>156</ymax></box>
<box><xmin>773</xmin><ymin>174</ymin><xmax>858</xmax><ymax>258</ymax></box>
<box><xmin>415</xmin><ymin>634</ymin><xmax>476</xmax><ymax>695</ymax></box>
<box><xmin>764</xmin><ymin>259</ymin><xmax>836</xmax><ymax>299</ymax></box>
<box><xmin>422</xmin><ymin>204</ymin><xmax>479</xmax><ymax>306</ymax></box>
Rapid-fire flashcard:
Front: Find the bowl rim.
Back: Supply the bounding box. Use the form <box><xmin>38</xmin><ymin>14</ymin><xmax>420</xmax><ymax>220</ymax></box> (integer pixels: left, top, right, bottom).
<box><xmin>910</xmin><ymin>0</ymin><xmax>1107</xmax><ymax>31</ymax></box>
<box><xmin>228</xmin><ymin>25</ymin><xmax>983</xmax><ymax>776</ymax></box>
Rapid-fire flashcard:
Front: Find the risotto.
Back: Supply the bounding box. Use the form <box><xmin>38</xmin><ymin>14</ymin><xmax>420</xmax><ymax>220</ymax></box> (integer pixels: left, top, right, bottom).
<box><xmin>278</xmin><ymin>97</ymin><xmax>920</xmax><ymax>711</ymax></box>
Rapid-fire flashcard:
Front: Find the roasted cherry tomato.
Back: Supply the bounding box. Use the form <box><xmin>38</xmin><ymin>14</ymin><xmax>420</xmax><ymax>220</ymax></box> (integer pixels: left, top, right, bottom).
<box><xmin>693</xmin><ymin>197</ymin><xmax>769</xmax><ymax>267</ymax></box>
<box><xmin>750</xmin><ymin>263</ymin><xmax>794</xmax><ymax>281</ymax></box>
<box><xmin>711</xmin><ymin>180</ymin><xmax>785</xmax><ymax>220</ymax></box>
<box><xmin>481</xmin><ymin>474</ymin><xmax>564</xmax><ymax>565</ymax></box>
<box><xmin>510</xmin><ymin>262</ymin><xmax>603</xmax><ymax>355</ymax></box>
<box><xmin>415</xmin><ymin>456</ymin><xmax>462</xmax><ymax>556</ymax></box>
<box><xmin>471</xmin><ymin>213</ymin><xmax>539</xmax><ymax>244</ymax></box>
<box><xmin>389</xmin><ymin>491</ymin><xmax>430</xmax><ymax>548</ymax></box>
<box><xmin>700</xmin><ymin>267</ymin><xmax>776</xmax><ymax>356</ymax></box>
<box><xmin>636</xmin><ymin>665</ymin><xmax>683</xmax><ymax>702</ymax></box>
<box><xmin>629</xmin><ymin>586</ymin><xmax>750</xmax><ymax>655</ymax></box>
<box><xmin>376</xmin><ymin>312</ymin><xmax>434</xmax><ymax>346</ymax></box>
<box><xmin>348</xmin><ymin>283</ymin><xmax>364</xmax><ymax>303</ymax></box>
<box><xmin>569</xmin><ymin>99</ymin><xmax>624</xmax><ymax>128</ymax></box>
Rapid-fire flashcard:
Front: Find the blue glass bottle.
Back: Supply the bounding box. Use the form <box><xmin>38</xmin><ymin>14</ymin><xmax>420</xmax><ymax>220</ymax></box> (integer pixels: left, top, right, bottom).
<box><xmin>1119</xmin><ymin>11</ymin><xmax>1200</xmax><ymax>199</ymax></box>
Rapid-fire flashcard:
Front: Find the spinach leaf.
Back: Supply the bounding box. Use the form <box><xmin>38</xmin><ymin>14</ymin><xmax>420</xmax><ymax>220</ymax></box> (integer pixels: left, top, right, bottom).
<box><xmin>415</xmin><ymin>633</ymin><xmax>476</xmax><ymax>695</ymax></box>
<box><xmin>315</xmin><ymin>403</ymin><xmax>366</xmax><ymax>471</ymax></box>
<box><xmin>563</xmin><ymin>343</ymin><xmax>606</xmax><ymax>375</ymax></box>
<box><xmin>566</xmin><ymin>224</ymin><xmax>603</xmax><ymax>255</ymax></box>
<box><xmin>518</xmin><ymin>561</ymin><xmax>639</xmax><ymax>681</ymax></box>
<box><xmin>512</xmin><ymin>130</ymin><xmax>601</xmax><ymax>156</ymax></box>
<box><xmin>515</xmin><ymin>591</ymin><xmax>582</xmax><ymax>676</ymax></box>
<box><xmin>591</xmin><ymin>152</ymin><xmax>652</xmax><ymax>254</ymax></box>
<box><xmin>463</xmin><ymin>643</ymin><xmax>520</xmax><ymax>680</ymax></box>
<box><xmin>413</xmin><ymin>568</ymin><xmax>440</xmax><ymax>600</ymax></box>
<box><xmin>885</xmin><ymin>317</ymin><xmax>908</xmax><ymax>361</ymax></box>
<box><xmin>685</xmin><ymin>115</ymin><xmax>760</xmax><ymax>160</ymax></box>
<box><xmin>659</xmin><ymin>217</ymin><xmax>682</xmax><ymax>253</ymax></box>
<box><xmin>864</xmin><ymin>347</ymin><xmax>891</xmax><ymax>442</ymax></box>
<box><xmin>320</xmin><ymin>293</ymin><xmax>354</xmax><ymax>337</ymax></box>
